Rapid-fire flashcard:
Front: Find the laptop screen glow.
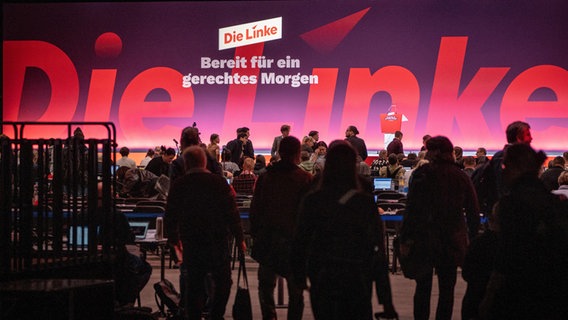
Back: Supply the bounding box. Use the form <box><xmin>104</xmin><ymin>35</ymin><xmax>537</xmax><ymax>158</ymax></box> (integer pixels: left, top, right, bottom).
<box><xmin>129</xmin><ymin>221</ymin><xmax>150</xmax><ymax>240</ymax></box>
<box><xmin>374</xmin><ymin>178</ymin><xmax>392</xmax><ymax>191</ymax></box>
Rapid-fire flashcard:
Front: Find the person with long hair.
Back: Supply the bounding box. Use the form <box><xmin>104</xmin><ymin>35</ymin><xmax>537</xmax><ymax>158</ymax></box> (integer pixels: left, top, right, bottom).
<box><xmin>291</xmin><ymin>140</ymin><xmax>396</xmax><ymax>320</ymax></box>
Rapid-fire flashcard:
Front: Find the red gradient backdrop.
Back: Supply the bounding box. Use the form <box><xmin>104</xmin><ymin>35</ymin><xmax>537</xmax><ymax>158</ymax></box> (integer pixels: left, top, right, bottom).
<box><xmin>3</xmin><ymin>1</ymin><xmax>567</xmax><ymax>152</ymax></box>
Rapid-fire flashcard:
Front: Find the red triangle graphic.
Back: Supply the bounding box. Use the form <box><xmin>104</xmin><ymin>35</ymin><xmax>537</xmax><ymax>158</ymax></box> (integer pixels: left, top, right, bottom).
<box><xmin>300</xmin><ymin>7</ymin><xmax>371</xmax><ymax>54</ymax></box>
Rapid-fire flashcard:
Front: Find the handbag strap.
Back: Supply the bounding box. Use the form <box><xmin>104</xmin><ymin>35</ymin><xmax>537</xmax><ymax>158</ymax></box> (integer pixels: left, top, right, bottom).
<box><xmin>236</xmin><ymin>251</ymin><xmax>249</xmax><ymax>288</ymax></box>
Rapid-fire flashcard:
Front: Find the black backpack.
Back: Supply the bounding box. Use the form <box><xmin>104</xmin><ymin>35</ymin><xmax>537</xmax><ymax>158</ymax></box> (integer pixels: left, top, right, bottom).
<box><xmin>471</xmin><ymin>153</ymin><xmax>502</xmax><ymax>214</ymax></box>
<box><xmin>154</xmin><ymin>279</ymin><xmax>181</xmax><ymax>319</ymax></box>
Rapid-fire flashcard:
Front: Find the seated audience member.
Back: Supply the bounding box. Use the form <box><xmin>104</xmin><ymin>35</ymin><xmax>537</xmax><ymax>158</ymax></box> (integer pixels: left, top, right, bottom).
<box><xmin>298</xmin><ymin>151</ymin><xmax>315</xmax><ymax>174</ymax></box>
<box><xmin>475</xmin><ymin>155</ymin><xmax>488</xmax><ymax>168</ymax></box>
<box><xmin>476</xmin><ymin>147</ymin><xmax>487</xmax><ymax>158</ymax></box>
<box><xmin>113</xmin><ymin>211</ymin><xmax>152</xmax><ymax>307</ymax></box>
<box><xmin>357</xmin><ymin>155</ymin><xmax>371</xmax><ymax>177</ymax></box>
<box><xmin>564</xmin><ymin>151</ymin><xmax>568</xmax><ymax>169</ymax></box>
<box><xmin>371</xmin><ymin>149</ymin><xmax>389</xmax><ymax>176</ymax></box>
<box><xmin>116</xmin><ymin>146</ymin><xmax>137</xmax><ymax>169</ymax></box>
<box><xmin>480</xmin><ymin>143</ymin><xmax>568</xmax><ymax>319</ymax></box>
<box><xmin>117</xmin><ymin>167</ymin><xmax>160</xmax><ymax>198</ymax></box>
<box><xmin>220</xmin><ymin>148</ymin><xmax>240</xmax><ymax>176</ymax></box>
<box><xmin>552</xmin><ymin>171</ymin><xmax>568</xmax><ymax>200</ymax></box>
<box><xmin>145</xmin><ymin>147</ymin><xmax>176</xmax><ymax>177</ymax></box>
<box><xmin>232</xmin><ymin>157</ymin><xmax>257</xmax><ymax>195</ymax></box>
<box><xmin>312</xmin><ymin>141</ymin><xmax>327</xmax><ymax>175</ymax></box>
<box><xmin>401</xmin><ymin>152</ymin><xmax>418</xmax><ymax>168</ymax></box>
<box><xmin>540</xmin><ymin>156</ymin><xmax>566</xmax><ymax>191</ymax></box>
<box><xmin>301</xmin><ymin>136</ymin><xmax>315</xmax><ymax>155</ymax></box>
<box><xmin>403</xmin><ymin>158</ymin><xmax>429</xmax><ymax>188</ymax></box>
<box><xmin>153</xmin><ymin>146</ymin><xmax>163</xmax><ymax>158</ymax></box>
<box><xmin>139</xmin><ymin>148</ymin><xmax>155</xmax><ymax>168</ymax></box>
<box><xmin>95</xmin><ymin>182</ymin><xmax>151</xmax><ymax>307</ymax></box>
<box><xmin>379</xmin><ymin>153</ymin><xmax>406</xmax><ymax>182</ymax></box>
<box><xmin>462</xmin><ymin>156</ymin><xmax>476</xmax><ymax>177</ymax></box>
<box><xmin>396</xmin><ymin>153</ymin><xmax>405</xmax><ymax>168</ymax></box>
<box><xmin>254</xmin><ymin>154</ymin><xmax>267</xmax><ymax>176</ymax></box>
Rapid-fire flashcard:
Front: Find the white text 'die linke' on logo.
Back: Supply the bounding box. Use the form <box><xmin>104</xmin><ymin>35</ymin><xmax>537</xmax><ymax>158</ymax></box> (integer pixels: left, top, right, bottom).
<box><xmin>219</xmin><ymin>17</ymin><xmax>282</xmax><ymax>50</ymax></box>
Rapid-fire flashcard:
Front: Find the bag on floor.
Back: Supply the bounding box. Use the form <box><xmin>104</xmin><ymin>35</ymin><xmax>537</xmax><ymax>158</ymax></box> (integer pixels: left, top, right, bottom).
<box><xmin>154</xmin><ymin>279</ymin><xmax>181</xmax><ymax>319</ymax></box>
<box><xmin>232</xmin><ymin>252</ymin><xmax>253</xmax><ymax>320</ymax></box>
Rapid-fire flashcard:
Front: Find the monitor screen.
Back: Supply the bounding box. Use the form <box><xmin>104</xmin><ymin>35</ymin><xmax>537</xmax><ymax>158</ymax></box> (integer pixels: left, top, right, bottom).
<box><xmin>374</xmin><ymin>178</ymin><xmax>392</xmax><ymax>191</ymax></box>
<box><xmin>129</xmin><ymin>221</ymin><xmax>150</xmax><ymax>239</ymax></box>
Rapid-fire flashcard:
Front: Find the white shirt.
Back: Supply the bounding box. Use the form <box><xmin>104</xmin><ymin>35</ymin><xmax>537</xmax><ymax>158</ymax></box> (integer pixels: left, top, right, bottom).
<box><xmin>552</xmin><ymin>185</ymin><xmax>568</xmax><ymax>198</ymax></box>
<box><xmin>140</xmin><ymin>156</ymin><xmax>153</xmax><ymax>168</ymax></box>
<box><xmin>116</xmin><ymin>156</ymin><xmax>137</xmax><ymax>169</ymax></box>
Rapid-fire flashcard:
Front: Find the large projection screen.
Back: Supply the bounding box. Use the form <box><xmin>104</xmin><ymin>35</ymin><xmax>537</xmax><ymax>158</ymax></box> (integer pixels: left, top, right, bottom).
<box><xmin>3</xmin><ymin>1</ymin><xmax>567</xmax><ymax>153</ymax></box>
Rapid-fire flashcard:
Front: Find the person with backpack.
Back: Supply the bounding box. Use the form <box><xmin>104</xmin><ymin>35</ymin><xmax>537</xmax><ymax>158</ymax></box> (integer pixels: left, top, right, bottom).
<box><xmin>471</xmin><ymin>121</ymin><xmax>533</xmax><ymax>215</ymax></box>
<box><xmin>291</xmin><ymin>140</ymin><xmax>397</xmax><ymax>320</ymax></box>
<box><xmin>379</xmin><ymin>154</ymin><xmax>406</xmax><ymax>189</ymax></box>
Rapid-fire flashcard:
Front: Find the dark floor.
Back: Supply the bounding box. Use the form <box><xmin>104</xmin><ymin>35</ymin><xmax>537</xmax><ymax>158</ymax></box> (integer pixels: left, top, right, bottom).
<box><xmin>135</xmin><ymin>245</ymin><xmax>467</xmax><ymax>320</ymax></box>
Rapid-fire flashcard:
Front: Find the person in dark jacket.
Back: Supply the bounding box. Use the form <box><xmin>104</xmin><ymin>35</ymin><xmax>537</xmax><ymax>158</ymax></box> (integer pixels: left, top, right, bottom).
<box><xmin>169</xmin><ymin>126</ymin><xmax>222</xmax><ymax>183</ymax></box>
<box><xmin>344</xmin><ymin>125</ymin><xmax>368</xmax><ymax>161</ymax></box>
<box><xmin>145</xmin><ymin>146</ymin><xmax>175</xmax><ymax>177</ymax></box>
<box><xmin>250</xmin><ymin>136</ymin><xmax>313</xmax><ymax>320</ymax></box>
<box><xmin>291</xmin><ymin>140</ymin><xmax>397</xmax><ymax>320</ymax></box>
<box><xmin>165</xmin><ymin>146</ymin><xmax>245</xmax><ymax>320</ymax></box>
<box><xmin>480</xmin><ymin>143</ymin><xmax>568</xmax><ymax>320</ymax></box>
<box><xmin>399</xmin><ymin>136</ymin><xmax>480</xmax><ymax>320</ymax></box>
<box><xmin>540</xmin><ymin>156</ymin><xmax>566</xmax><ymax>192</ymax></box>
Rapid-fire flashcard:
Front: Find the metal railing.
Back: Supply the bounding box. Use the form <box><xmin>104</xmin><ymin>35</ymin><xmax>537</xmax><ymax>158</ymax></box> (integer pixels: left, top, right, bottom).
<box><xmin>1</xmin><ymin>122</ymin><xmax>118</xmax><ymax>280</ymax></box>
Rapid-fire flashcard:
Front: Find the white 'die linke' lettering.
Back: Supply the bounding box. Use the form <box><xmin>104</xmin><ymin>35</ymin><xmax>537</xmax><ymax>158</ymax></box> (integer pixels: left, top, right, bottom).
<box><xmin>219</xmin><ymin>17</ymin><xmax>282</xmax><ymax>50</ymax></box>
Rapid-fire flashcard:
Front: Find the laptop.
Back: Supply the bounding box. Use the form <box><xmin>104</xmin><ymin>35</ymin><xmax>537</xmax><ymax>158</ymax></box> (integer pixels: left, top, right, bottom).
<box><xmin>129</xmin><ymin>221</ymin><xmax>150</xmax><ymax>240</ymax></box>
<box><xmin>373</xmin><ymin>177</ymin><xmax>393</xmax><ymax>191</ymax></box>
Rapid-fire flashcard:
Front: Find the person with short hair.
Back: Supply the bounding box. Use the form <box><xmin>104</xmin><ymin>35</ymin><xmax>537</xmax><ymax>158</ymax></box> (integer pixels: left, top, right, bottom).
<box><xmin>165</xmin><ymin>146</ymin><xmax>245</xmax><ymax>320</ymax></box>
<box><xmin>116</xmin><ymin>146</ymin><xmax>137</xmax><ymax>169</ymax></box>
<box><xmin>552</xmin><ymin>171</ymin><xmax>568</xmax><ymax>199</ymax></box>
<box><xmin>170</xmin><ymin>126</ymin><xmax>222</xmax><ymax>183</ymax></box>
<box><xmin>271</xmin><ymin>124</ymin><xmax>291</xmax><ymax>157</ymax></box>
<box><xmin>481</xmin><ymin>143</ymin><xmax>568</xmax><ymax>319</ymax></box>
<box><xmin>227</xmin><ymin>127</ymin><xmax>255</xmax><ymax>165</ymax></box>
<box><xmin>463</xmin><ymin>156</ymin><xmax>476</xmax><ymax>177</ymax></box>
<box><xmin>540</xmin><ymin>156</ymin><xmax>566</xmax><ymax>192</ymax></box>
<box><xmin>387</xmin><ymin>130</ymin><xmax>404</xmax><ymax>156</ymax></box>
<box><xmin>250</xmin><ymin>136</ymin><xmax>313</xmax><ymax>320</ymax></box>
<box><xmin>420</xmin><ymin>134</ymin><xmax>432</xmax><ymax>152</ymax></box>
<box><xmin>474</xmin><ymin>121</ymin><xmax>533</xmax><ymax>214</ymax></box>
<box><xmin>379</xmin><ymin>153</ymin><xmax>406</xmax><ymax>182</ymax></box>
